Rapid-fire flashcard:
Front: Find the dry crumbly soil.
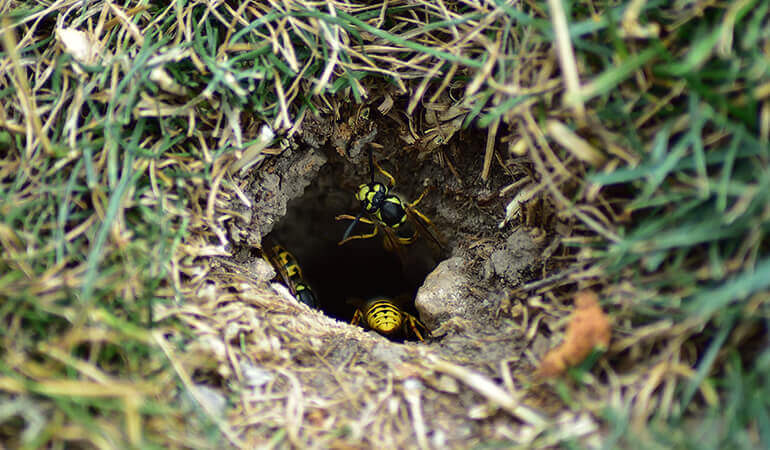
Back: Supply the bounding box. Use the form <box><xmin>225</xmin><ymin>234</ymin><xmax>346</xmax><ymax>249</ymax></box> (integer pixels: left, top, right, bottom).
<box><xmin>204</xmin><ymin>96</ymin><xmax>579</xmax><ymax>446</ymax></box>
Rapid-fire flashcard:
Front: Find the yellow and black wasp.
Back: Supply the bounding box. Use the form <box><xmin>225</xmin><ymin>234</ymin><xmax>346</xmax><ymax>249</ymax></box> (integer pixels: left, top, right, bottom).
<box><xmin>262</xmin><ymin>241</ymin><xmax>319</xmax><ymax>309</ymax></box>
<box><xmin>336</xmin><ymin>146</ymin><xmax>444</xmax><ymax>255</ymax></box>
<box><xmin>350</xmin><ymin>296</ymin><xmax>430</xmax><ymax>342</ymax></box>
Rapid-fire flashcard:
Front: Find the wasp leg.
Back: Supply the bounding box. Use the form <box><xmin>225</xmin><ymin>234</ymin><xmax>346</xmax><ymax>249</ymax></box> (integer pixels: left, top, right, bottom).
<box><xmin>371</xmin><ymin>157</ymin><xmax>396</xmax><ymax>188</ymax></box>
<box><xmin>404</xmin><ymin>188</ymin><xmax>445</xmax><ymax>249</ymax></box>
<box><xmin>335</xmin><ymin>214</ymin><xmax>379</xmax><ymax>245</ymax></box>
<box><xmin>407</xmin><ymin>186</ymin><xmax>431</xmax><ymax>209</ymax></box>
<box><xmin>402</xmin><ymin>314</ymin><xmax>426</xmax><ymax>342</ymax></box>
<box><xmin>351</xmin><ymin>308</ymin><xmax>363</xmax><ymax>326</ymax></box>
<box><xmin>335</xmin><ymin>214</ymin><xmax>376</xmax><ymax>223</ymax></box>
<box><xmin>408</xmin><ymin>206</ymin><xmax>442</xmax><ymax>237</ymax></box>
<box><xmin>338</xmin><ymin>228</ymin><xmax>379</xmax><ymax>246</ymax></box>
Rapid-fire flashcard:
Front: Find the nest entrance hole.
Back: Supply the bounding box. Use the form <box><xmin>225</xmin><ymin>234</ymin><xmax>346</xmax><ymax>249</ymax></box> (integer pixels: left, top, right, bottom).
<box><xmin>267</xmin><ymin>156</ymin><xmax>441</xmax><ymax>324</ymax></box>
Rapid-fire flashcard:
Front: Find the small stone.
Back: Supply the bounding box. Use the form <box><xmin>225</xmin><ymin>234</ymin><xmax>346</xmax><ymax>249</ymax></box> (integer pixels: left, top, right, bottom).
<box><xmin>415</xmin><ymin>257</ymin><xmax>469</xmax><ymax>329</ymax></box>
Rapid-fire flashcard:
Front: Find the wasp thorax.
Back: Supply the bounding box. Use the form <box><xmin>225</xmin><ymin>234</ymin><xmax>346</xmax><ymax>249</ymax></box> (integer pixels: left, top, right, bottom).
<box><xmin>357</xmin><ymin>182</ymin><xmax>388</xmax><ymax>213</ymax></box>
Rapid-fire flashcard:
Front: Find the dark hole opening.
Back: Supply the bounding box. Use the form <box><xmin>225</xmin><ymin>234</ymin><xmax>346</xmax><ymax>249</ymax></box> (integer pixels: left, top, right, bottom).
<box><xmin>267</xmin><ymin>159</ymin><xmax>439</xmax><ymax>326</ymax></box>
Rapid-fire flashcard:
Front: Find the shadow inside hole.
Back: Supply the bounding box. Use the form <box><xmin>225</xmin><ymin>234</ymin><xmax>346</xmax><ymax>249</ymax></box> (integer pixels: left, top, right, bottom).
<box><xmin>304</xmin><ymin>237</ymin><xmax>418</xmax><ymax>321</ymax></box>
<box><xmin>268</xmin><ymin>166</ymin><xmax>438</xmax><ymax>323</ymax></box>
<box><xmin>269</xmin><ymin>226</ymin><xmax>435</xmax><ymax>322</ymax></box>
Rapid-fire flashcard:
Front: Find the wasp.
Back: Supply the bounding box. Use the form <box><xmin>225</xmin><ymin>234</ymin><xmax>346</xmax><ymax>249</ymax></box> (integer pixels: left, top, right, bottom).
<box><xmin>262</xmin><ymin>242</ymin><xmax>319</xmax><ymax>309</ymax></box>
<box><xmin>336</xmin><ymin>146</ymin><xmax>444</xmax><ymax>255</ymax></box>
<box><xmin>350</xmin><ymin>297</ymin><xmax>430</xmax><ymax>342</ymax></box>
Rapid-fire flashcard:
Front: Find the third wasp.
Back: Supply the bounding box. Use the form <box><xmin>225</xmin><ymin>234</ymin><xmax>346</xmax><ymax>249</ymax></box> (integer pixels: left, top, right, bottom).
<box><xmin>350</xmin><ymin>296</ymin><xmax>429</xmax><ymax>342</ymax></box>
<box><xmin>262</xmin><ymin>241</ymin><xmax>319</xmax><ymax>309</ymax></box>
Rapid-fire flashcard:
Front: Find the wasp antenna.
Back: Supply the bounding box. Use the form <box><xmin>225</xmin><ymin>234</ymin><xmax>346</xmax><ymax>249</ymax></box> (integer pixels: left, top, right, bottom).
<box><xmin>342</xmin><ymin>210</ymin><xmax>365</xmax><ymax>241</ymax></box>
<box><xmin>368</xmin><ymin>145</ymin><xmax>375</xmax><ymax>184</ymax></box>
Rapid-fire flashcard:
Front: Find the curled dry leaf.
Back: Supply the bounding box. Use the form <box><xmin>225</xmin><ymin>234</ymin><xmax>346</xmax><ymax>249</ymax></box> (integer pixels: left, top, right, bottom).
<box><xmin>537</xmin><ymin>290</ymin><xmax>611</xmax><ymax>378</ymax></box>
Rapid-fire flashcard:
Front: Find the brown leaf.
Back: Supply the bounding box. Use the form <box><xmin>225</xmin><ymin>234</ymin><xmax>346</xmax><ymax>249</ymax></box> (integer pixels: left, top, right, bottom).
<box><xmin>536</xmin><ymin>290</ymin><xmax>611</xmax><ymax>378</ymax></box>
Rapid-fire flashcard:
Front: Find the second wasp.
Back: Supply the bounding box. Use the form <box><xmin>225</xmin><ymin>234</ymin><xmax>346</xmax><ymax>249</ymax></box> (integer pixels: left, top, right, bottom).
<box><xmin>336</xmin><ymin>145</ymin><xmax>444</xmax><ymax>259</ymax></box>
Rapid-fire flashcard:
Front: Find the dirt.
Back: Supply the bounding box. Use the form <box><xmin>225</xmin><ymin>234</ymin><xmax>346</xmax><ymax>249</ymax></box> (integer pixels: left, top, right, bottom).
<box><xmin>221</xmin><ymin>95</ymin><xmax>566</xmax><ymax>445</ymax></box>
<box><xmin>228</xmin><ymin>148</ymin><xmax>327</xmax><ymax>248</ymax></box>
<box><xmin>232</xmin><ymin>94</ymin><xmax>548</xmax><ymax>338</ymax></box>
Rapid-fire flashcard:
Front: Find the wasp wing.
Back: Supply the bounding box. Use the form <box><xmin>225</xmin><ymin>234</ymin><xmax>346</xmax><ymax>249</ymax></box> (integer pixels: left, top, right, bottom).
<box><xmin>404</xmin><ymin>206</ymin><xmax>445</xmax><ymax>254</ymax></box>
<box><xmin>379</xmin><ymin>223</ymin><xmax>411</xmax><ymax>268</ymax></box>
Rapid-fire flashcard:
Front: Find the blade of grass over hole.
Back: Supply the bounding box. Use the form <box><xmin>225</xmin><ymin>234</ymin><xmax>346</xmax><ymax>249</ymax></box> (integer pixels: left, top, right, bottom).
<box><xmin>708</xmin><ymin>243</ymin><xmax>726</xmax><ymax>280</ymax></box>
<box><xmin>338</xmin><ymin>52</ymin><xmax>364</xmax><ymax>102</ymax></box>
<box><xmin>744</xmin><ymin>2</ymin><xmax>770</xmax><ymax>48</ymax></box>
<box><xmin>630</xmin><ymin>217</ymin><xmax>752</xmax><ymax>253</ymax></box>
<box><xmin>266</xmin><ymin>53</ymin><xmax>296</xmax><ymax>77</ymax></box>
<box><xmin>56</xmin><ymin>159</ymin><xmax>83</xmax><ymax>263</ymax></box>
<box><xmin>675</xmin><ymin>314</ymin><xmax>735</xmax><ymax>420</ymax></box>
<box><xmin>623</xmin><ymin>191</ymin><xmax>692</xmax><ymax>211</ymax></box>
<box><xmin>634</xmin><ymin>138</ymin><xmax>690</xmax><ymax>206</ymax></box>
<box><xmin>478</xmin><ymin>94</ymin><xmax>532</xmax><ymax>128</ymax></box>
<box><xmin>79</xmin><ymin>120</ymin><xmax>144</xmax><ymax>304</ymax></box>
<box><xmin>688</xmin><ymin>94</ymin><xmax>709</xmax><ymax>195</ymax></box>
<box><xmin>109</xmin><ymin>34</ymin><xmax>169</xmax><ymax>124</ymax></box>
<box><xmin>407</xmin><ymin>11</ymin><xmax>486</xmax><ymax>34</ymax></box>
<box><xmin>656</xmin><ymin>26</ymin><xmax>722</xmax><ymax>77</ymax></box>
<box><xmin>630</xmin><ymin>196</ymin><xmax>707</xmax><ymax>230</ymax></box>
<box><xmin>228</xmin><ymin>11</ymin><xmax>283</xmax><ymax>45</ymax></box>
<box><xmin>590</xmin><ymin>140</ymin><xmax>764</xmax><ymax>186</ymax></box>
<box><xmin>717</xmin><ymin>135</ymin><xmax>740</xmax><ymax>213</ymax></box>
<box><xmin>686</xmin><ymin>258</ymin><xmax>770</xmax><ymax>319</ymax></box>
<box><xmin>330</xmin><ymin>71</ymin><xmax>366</xmax><ymax>95</ymax></box>
<box><xmin>305</xmin><ymin>10</ymin><xmax>485</xmax><ymax>69</ymax></box>
<box><xmin>462</xmin><ymin>90</ymin><xmax>493</xmax><ymax>129</ymax></box>
<box><xmin>104</xmin><ymin>40</ymin><xmax>164</xmax><ymax>185</ymax></box>
<box><xmin>579</xmin><ymin>46</ymin><xmax>661</xmax><ymax>103</ymax></box>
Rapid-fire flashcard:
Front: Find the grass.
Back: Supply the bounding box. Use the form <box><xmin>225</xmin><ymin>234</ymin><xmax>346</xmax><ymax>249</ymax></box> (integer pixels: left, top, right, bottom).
<box><xmin>0</xmin><ymin>0</ymin><xmax>769</xmax><ymax>447</ymax></box>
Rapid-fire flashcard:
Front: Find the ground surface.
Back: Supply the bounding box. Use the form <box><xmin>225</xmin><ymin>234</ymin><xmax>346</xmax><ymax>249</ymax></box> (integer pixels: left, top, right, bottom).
<box><xmin>216</xmin><ymin>99</ymin><xmax>573</xmax><ymax>446</ymax></box>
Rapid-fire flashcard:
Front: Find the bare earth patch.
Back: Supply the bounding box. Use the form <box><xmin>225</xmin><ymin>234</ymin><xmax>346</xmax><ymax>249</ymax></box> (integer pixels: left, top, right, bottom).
<box><xmin>193</xmin><ymin>100</ymin><xmax>583</xmax><ymax>447</ymax></box>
